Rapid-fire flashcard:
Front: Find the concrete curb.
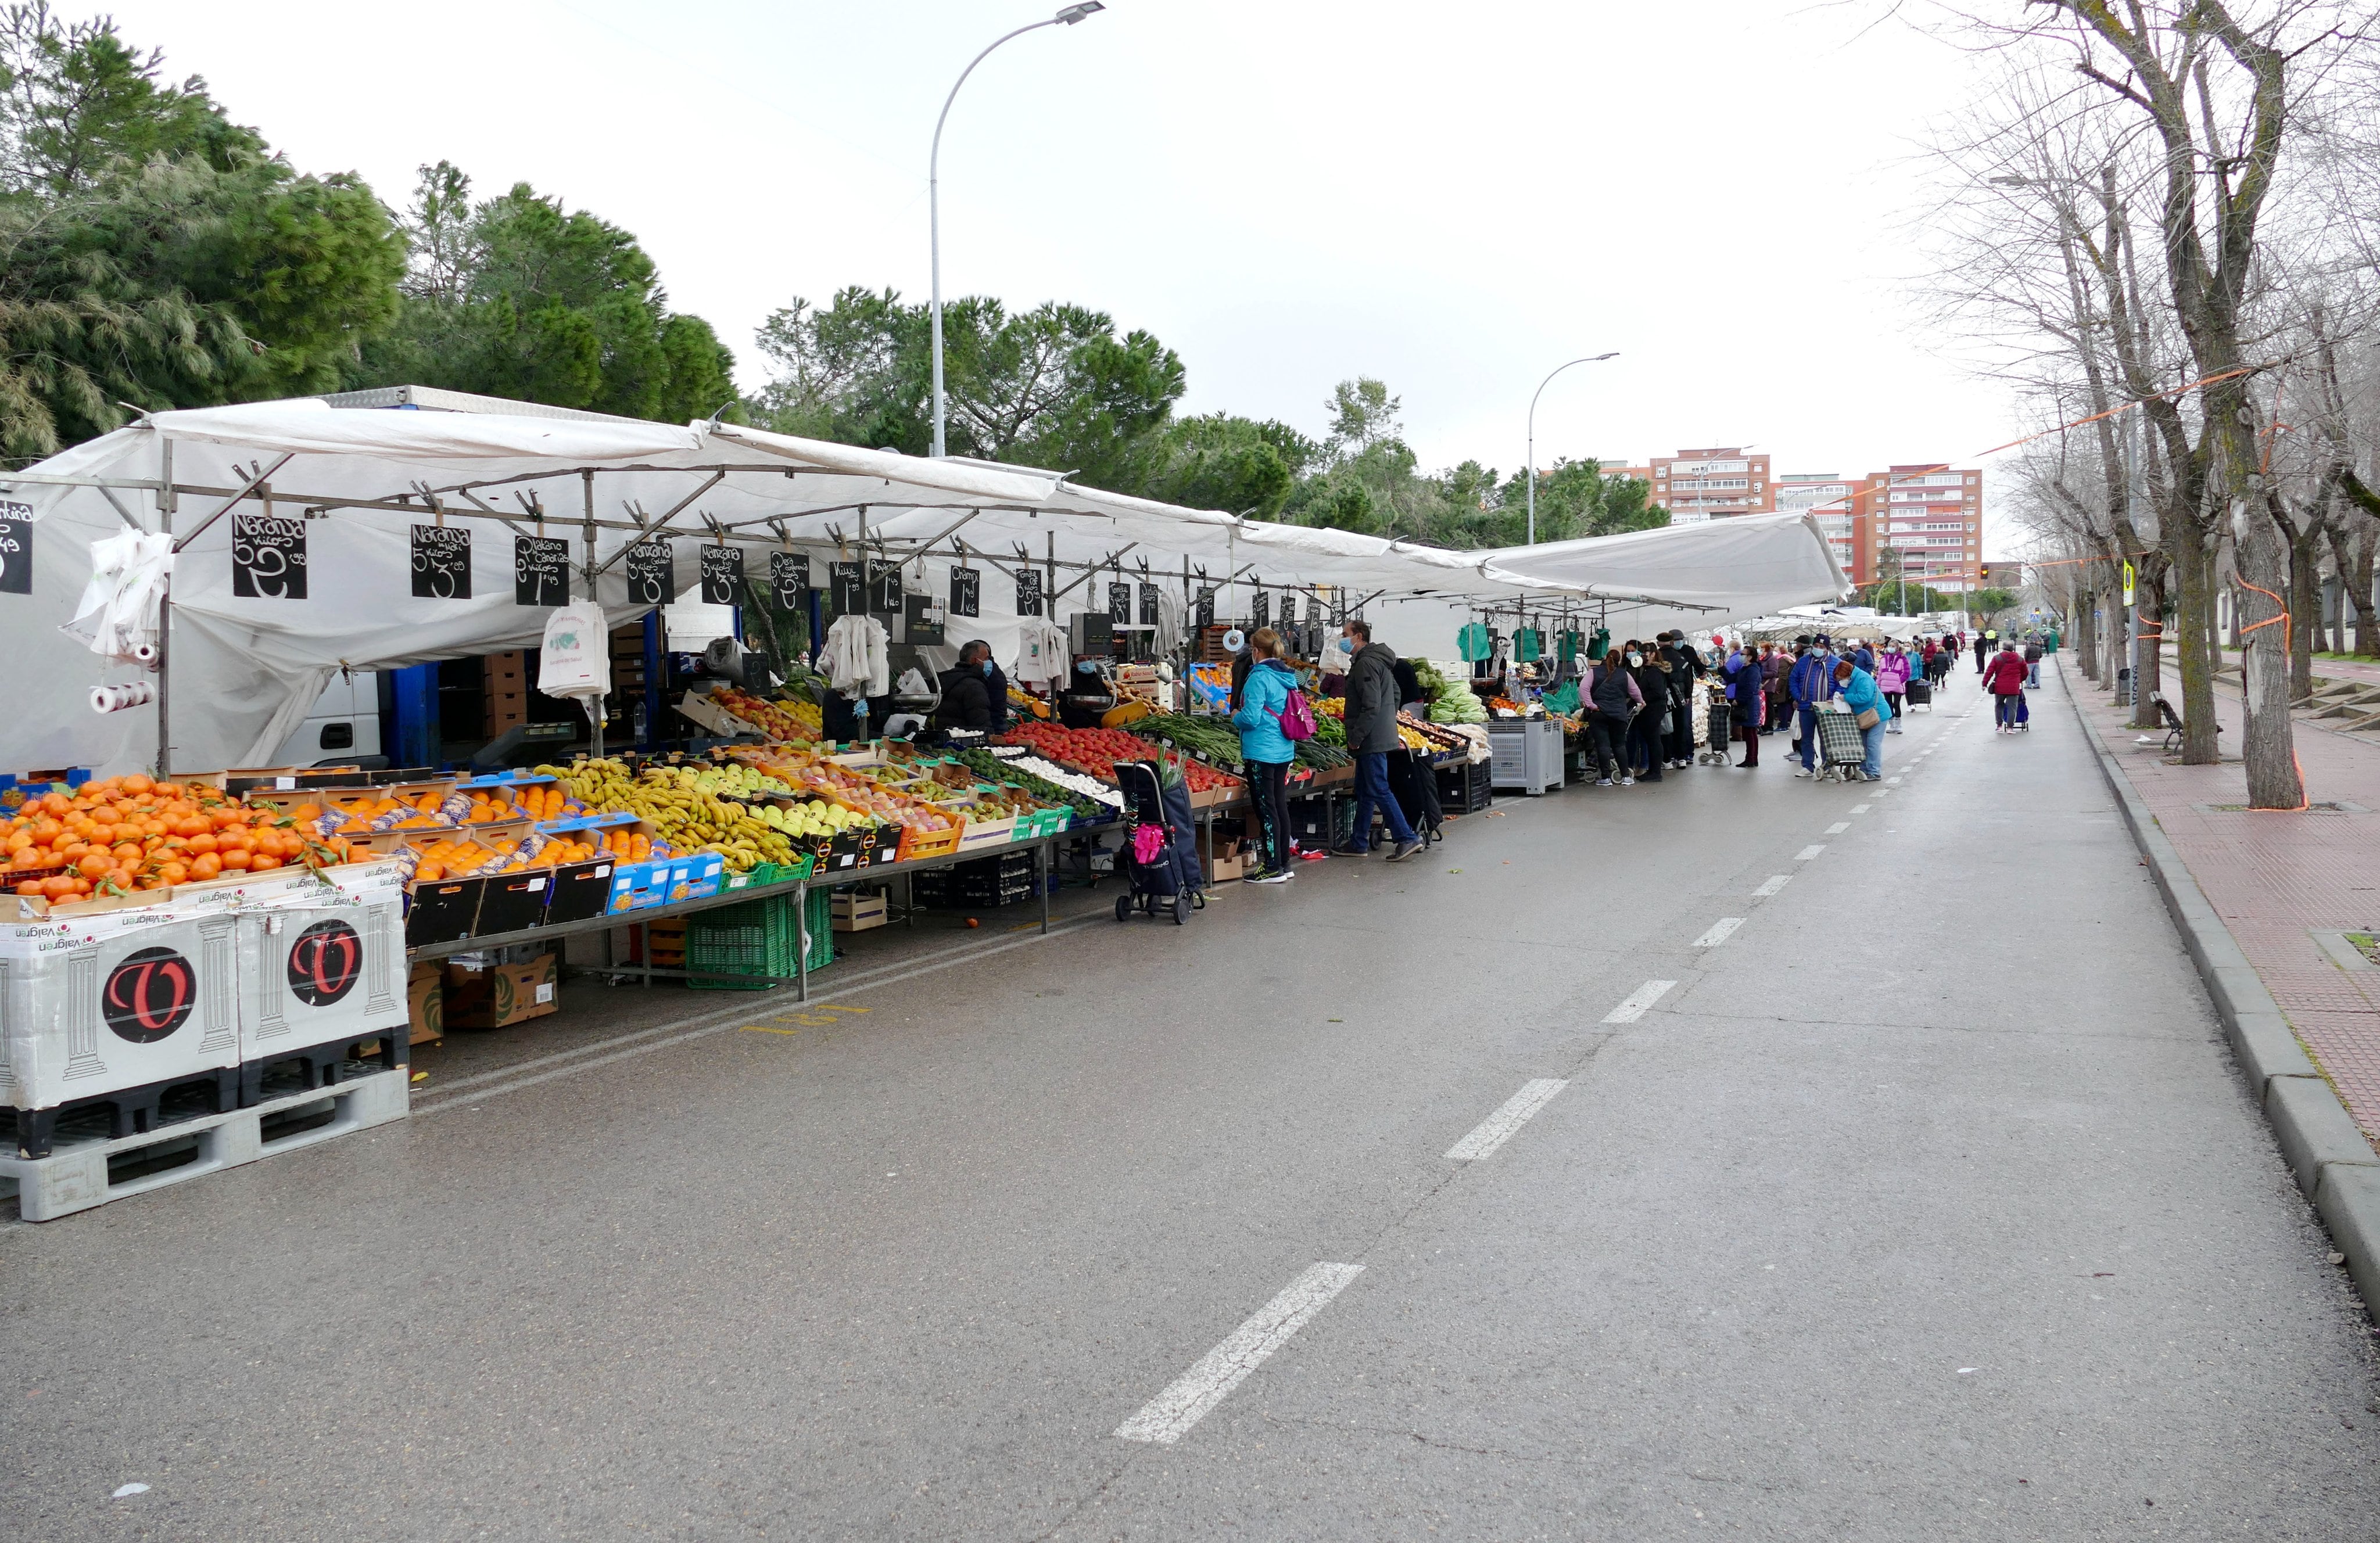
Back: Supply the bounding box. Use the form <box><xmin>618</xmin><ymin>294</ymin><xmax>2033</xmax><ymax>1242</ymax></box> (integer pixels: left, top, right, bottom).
<box><xmin>2059</xmin><ymin>662</ymin><xmax>2380</xmax><ymax>1314</ymax></box>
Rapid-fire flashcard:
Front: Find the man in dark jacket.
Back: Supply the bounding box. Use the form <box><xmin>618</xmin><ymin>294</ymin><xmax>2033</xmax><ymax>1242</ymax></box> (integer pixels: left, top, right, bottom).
<box><xmin>1336</xmin><ymin>619</ymin><xmax>1421</xmax><ymax>860</ymax></box>
<box><xmin>934</xmin><ymin>640</ymin><xmax>1008</xmax><ymax>734</ymax></box>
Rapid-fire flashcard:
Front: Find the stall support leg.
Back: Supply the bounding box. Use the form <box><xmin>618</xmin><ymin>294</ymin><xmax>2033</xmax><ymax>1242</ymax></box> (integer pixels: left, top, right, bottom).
<box><xmin>905</xmin><ymin>870</ymin><xmax>915</xmax><ymax>930</ymax></box>
<box><xmin>795</xmin><ymin>880</ymin><xmax>809</xmax><ymax>1002</ymax></box>
<box><xmin>1038</xmin><ymin>838</ymin><xmax>1050</xmax><ymax>935</ymax></box>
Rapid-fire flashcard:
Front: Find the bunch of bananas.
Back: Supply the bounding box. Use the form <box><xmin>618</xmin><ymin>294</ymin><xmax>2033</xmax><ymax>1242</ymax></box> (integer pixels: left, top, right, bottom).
<box><xmin>536</xmin><ymin>760</ymin><xmax>800</xmax><ymax>873</ymax></box>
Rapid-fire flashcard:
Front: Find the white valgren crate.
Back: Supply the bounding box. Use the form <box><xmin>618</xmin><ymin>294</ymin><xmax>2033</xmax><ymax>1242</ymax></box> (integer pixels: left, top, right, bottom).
<box><xmin>0</xmin><ymin>904</ymin><xmax>243</xmax><ymax>1117</ymax></box>
<box><xmin>237</xmin><ymin>866</ymin><xmax>407</xmax><ymax>1065</ymax></box>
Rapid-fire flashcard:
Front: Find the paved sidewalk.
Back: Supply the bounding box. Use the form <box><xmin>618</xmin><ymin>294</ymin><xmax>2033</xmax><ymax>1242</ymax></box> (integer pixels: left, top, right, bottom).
<box><xmin>2072</xmin><ymin>664</ymin><xmax>2380</xmax><ymax>1144</ymax></box>
<box><xmin>2214</xmin><ymin>647</ymin><xmax>2380</xmax><ymax>688</ymax></box>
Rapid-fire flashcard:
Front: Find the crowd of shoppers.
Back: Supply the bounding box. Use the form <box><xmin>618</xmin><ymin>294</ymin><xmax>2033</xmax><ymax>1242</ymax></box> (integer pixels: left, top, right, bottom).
<box><xmin>1225</xmin><ymin>616</ymin><xmax>2040</xmax><ymax>867</ymax></box>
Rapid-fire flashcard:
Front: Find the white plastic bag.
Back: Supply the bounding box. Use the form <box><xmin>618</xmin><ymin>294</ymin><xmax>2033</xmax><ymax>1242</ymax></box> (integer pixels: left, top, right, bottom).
<box><xmin>62</xmin><ymin>530</ymin><xmax>174</xmax><ymax>665</ymax></box>
<box><xmin>536</xmin><ymin>600</ymin><xmax>612</xmax><ymax>699</ymax></box>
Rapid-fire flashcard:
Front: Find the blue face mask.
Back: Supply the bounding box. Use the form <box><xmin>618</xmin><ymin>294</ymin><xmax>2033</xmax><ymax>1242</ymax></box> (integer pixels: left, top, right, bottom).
<box><xmin>1336</xmin><ymin>637</ymin><xmax>1355</xmax><ymax>655</ymax></box>
<box><xmin>981</xmin><ymin>662</ymin><xmax>994</xmax><ymax>677</ymax></box>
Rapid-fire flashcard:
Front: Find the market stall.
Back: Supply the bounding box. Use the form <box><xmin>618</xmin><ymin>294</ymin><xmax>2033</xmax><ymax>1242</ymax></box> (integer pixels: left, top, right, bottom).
<box><xmin>10</xmin><ymin>388</ymin><xmax>1699</xmax><ymax>1218</ymax></box>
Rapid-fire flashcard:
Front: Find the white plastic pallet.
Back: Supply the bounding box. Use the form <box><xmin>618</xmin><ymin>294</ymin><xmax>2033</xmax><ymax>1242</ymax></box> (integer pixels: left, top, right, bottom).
<box><xmin>0</xmin><ymin>1067</ymin><xmax>407</xmax><ymax>1221</ymax></box>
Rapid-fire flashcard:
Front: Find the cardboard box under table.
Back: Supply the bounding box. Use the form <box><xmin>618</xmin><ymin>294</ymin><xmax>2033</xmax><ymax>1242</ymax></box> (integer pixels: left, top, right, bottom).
<box><xmin>443</xmin><ymin>953</ymin><xmax>558</xmax><ymax>1029</ymax></box>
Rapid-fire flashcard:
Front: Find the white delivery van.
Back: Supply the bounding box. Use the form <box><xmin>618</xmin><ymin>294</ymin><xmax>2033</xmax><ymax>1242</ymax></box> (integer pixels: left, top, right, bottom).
<box><xmin>274</xmin><ymin>670</ymin><xmax>382</xmax><ymax>766</ymax></box>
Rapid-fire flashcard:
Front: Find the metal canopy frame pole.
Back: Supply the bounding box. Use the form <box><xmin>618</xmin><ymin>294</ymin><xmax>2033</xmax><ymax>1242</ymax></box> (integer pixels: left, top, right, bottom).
<box><xmin>155</xmin><ymin>437</ymin><xmax>175</xmax><ymax>776</ymax></box>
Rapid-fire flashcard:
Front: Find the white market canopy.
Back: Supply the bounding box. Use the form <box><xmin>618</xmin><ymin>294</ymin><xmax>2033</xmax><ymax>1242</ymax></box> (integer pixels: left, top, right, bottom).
<box><xmin>0</xmin><ymin>392</ymin><xmax>1847</xmax><ymax>773</ymax></box>
<box><xmin>1476</xmin><ymin>513</ymin><xmax>1851</xmax><ymax>637</ymax></box>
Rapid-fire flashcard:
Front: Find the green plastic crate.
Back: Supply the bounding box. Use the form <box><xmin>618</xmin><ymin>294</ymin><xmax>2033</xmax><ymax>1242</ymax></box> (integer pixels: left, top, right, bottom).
<box><xmin>686</xmin><ymin>886</ymin><xmax>832</xmax><ymax>989</ymax></box>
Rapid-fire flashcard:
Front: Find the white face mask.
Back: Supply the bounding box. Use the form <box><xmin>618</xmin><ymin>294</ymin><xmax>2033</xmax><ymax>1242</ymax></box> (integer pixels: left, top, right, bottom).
<box><xmin>1626</xmin><ymin>653</ymin><xmax>1643</xmax><ymax>666</ymax></box>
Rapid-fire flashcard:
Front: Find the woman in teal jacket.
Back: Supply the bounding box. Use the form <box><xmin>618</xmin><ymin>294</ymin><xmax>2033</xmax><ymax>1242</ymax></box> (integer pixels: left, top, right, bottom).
<box><xmin>1230</xmin><ymin>627</ymin><xmax>1297</xmax><ymax>882</ymax></box>
<box><xmin>1831</xmin><ymin>658</ymin><xmax>1887</xmax><ymax>780</ymax></box>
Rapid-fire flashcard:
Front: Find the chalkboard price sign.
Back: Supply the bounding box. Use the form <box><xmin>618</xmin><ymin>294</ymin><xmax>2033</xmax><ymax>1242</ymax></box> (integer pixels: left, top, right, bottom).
<box><xmin>868</xmin><ymin>560</ymin><xmax>903</xmax><ymax>615</ymax></box>
<box><xmin>1195</xmin><ymin>587</ymin><xmax>1215</xmax><ymax>629</ymax></box>
<box><xmin>700</xmin><ymin>544</ymin><xmax>743</xmax><ymax>604</ymax></box>
<box><xmin>1107</xmin><ymin>582</ymin><xmax>1132</xmax><ymax>626</ymax></box>
<box><xmin>232</xmin><ymin>512</ymin><xmax>307</xmax><ymax>600</ymax></box>
<box><xmin>625</xmin><ymin>540</ymin><xmax>675</xmax><ymax>606</ymax></box>
<box><xmin>0</xmin><ymin>500</ymin><xmax>30</xmax><ymax>596</ymax></box>
<box><xmin>829</xmin><ymin>560</ymin><xmax>865</xmax><ymax>616</ymax></box>
<box><xmin>1138</xmin><ymin>583</ymin><xmax>1161</xmax><ymax>628</ymax></box>
<box><xmin>410</xmin><ymin>524</ymin><xmax>472</xmax><ymax>600</ymax></box>
<box><xmin>1251</xmin><ymin>590</ymin><xmax>1270</xmax><ymax>631</ymax></box>
<box><xmin>770</xmin><ymin>551</ymin><xmax>809</xmax><ymax>609</ymax></box>
<box><xmin>515</xmin><ymin>536</ymin><xmax>569</xmax><ymax>606</ymax></box>
<box><xmin>1015</xmin><ymin>568</ymin><xmax>1043</xmax><ymax>617</ymax></box>
<box><xmin>949</xmin><ymin>565</ymin><xmax>981</xmax><ymax>618</ymax></box>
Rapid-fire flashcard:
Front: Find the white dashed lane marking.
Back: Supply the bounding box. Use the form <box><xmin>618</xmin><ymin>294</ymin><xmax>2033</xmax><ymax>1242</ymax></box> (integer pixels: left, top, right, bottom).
<box><xmin>1603</xmin><ymin>979</ymin><xmax>1676</xmax><ymax>1023</ymax></box>
<box><xmin>1115</xmin><ymin>1263</ymin><xmax>1365</xmax><ymax>1445</ymax></box>
<box><xmin>1446</xmin><ymin>1078</ymin><xmax>1571</xmax><ymax>1161</ymax></box>
<box><xmin>1692</xmin><ymin>918</ymin><xmax>1744</xmax><ymax>948</ymax></box>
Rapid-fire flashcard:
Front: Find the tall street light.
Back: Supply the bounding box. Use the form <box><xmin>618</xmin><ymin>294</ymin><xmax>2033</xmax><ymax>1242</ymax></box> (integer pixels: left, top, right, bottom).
<box><xmin>931</xmin><ymin>2</ymin><xmax>1105</xmax><ymax>460</ymax></box>
<box><xmin>1525</xmin><ymin>353</ymin><xmax>1618</xmax><ymax>545</ymax></box>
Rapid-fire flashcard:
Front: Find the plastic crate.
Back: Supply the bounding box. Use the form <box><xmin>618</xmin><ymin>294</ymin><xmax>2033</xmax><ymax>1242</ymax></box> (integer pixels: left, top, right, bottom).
<box><xmin>684</xmin><ymin>888</ymin><xmax>831</xmax><ymax>989</ymax></box>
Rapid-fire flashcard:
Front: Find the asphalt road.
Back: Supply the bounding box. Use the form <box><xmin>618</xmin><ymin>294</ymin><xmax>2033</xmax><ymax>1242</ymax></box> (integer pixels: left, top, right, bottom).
<box><xmin>7</xmin><ymin>666</ymin><xmax>2378</xmax><ymax>1541</ymax></box>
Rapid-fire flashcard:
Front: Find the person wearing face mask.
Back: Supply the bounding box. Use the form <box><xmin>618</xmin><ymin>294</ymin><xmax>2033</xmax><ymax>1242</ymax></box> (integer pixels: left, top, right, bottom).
<box><xmin>1335</xmin><ymin>619</ymin><xmax>1423</xmax><ymax>860</ymax></box>
<box><xmin>933</xmin><ymin>639</ymin><xmax>1006</xmax><ymax>733</ymax></box>
<box><xmin>1625</xmin><ymin>642</ymin><xmax>1668</xmax><ymax>783</ymax></box>
<box><xmin>1833</xmin><ymin>654</ymin><xmax>1888</xmax><ymax>780</ymax></box>
<box><xmin>1230</xmin><ymin>627</ymin><xmax>1299</xmax><ymax>884</ymax></box>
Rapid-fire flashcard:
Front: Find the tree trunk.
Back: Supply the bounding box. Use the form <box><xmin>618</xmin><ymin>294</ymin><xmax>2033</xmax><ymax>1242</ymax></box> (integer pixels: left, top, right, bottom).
<box><xmin>2171</xmin><ymin>532</ymin><xmax>2221</xmax><ymax>765</ymax></box>
<box><xmin>2105</xmin><ymin>582</ymin><xmax>2120</xmax><ymax>690</ymax></box>
<box><xmin>2131</xmin><ymin>572</ymin><xmax>2164</xmax><ymax>731</ymax></box>
<box><xmin>2232</xmin><ymin>497</ymin><xmax>2306</xmax><ymax>808</ymax></box>
<box><xmin>2074</xmin><ymin>576</ymin><xmax>2100</xmax><ymax>680</ymax></box>
<box><xmin>2358</xmin><ymin>535</ymin><xmax>2378</xmax><ymax>659</ymax></box>
<box><xmin>2288</xmin><ymin>522</ymin><xmax>2317</xmax><ymax>701</ymax></box>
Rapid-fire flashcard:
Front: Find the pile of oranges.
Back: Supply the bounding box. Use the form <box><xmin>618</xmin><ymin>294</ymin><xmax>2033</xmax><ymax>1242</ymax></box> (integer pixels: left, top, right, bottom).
<box><xmin>410</xmin><ymin>827</ymin><xmax>620</xmax><ymax>884</ymax></box>
<box><xmin>5</xmin><ymin>774</ymin><xmax>360</xmax><ymax>902</ymax></box>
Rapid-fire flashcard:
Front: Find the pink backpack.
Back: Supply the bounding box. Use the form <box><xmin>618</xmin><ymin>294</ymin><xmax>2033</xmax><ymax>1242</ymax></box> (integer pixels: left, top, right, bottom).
<box><xmin>1276</xmin><ymin>684</ymin><xmax>1318</xmax><ymax>741</ymax></box>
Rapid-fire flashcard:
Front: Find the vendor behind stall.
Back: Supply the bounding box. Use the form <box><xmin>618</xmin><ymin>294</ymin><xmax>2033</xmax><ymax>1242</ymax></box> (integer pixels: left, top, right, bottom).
<box><xmin>933</xmin><ymin>640</ymin><xmax>1010</xmax><ymax>734</ymax></box>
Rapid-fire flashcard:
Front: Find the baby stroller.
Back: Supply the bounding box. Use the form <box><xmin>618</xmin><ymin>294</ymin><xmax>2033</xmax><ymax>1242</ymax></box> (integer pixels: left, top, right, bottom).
<box><xmin>1385</xmin><ymin>747</ymin><xmax>1445</xmax><ymax>848</ymax></box>
<box><xmin>1113</xmin><ymin>758</ymin><xmax>1205</xmax><ymax>924</ymax></box>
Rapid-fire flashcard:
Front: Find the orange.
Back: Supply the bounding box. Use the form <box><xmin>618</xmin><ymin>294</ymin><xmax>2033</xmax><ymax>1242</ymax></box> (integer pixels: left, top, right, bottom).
<box><xmin>189</xmin><ymin>853</ymin><xmax>221</xmax><ymax>880</ymax></box>
<box><xmin>250</xmin><ymin>854</ymin><xmax>281</xmax><ymax>871</ymax></box>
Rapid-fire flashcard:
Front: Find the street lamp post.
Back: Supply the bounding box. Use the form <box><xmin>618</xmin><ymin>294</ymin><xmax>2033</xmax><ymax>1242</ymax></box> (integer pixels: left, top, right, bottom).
<box><xmin>930</xmin><ymin>3</ymin><xmax>1105</xmax><ymax>460</ymax></box>
<box><xmin>1525</xmin><ymin>353</ymin><xmax>1618</xmax><ymax>546</ymax></box>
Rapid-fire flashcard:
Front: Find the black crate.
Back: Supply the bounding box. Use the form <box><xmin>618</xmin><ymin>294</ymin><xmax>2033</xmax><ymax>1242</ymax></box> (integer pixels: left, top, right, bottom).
<box><xmin>475</xmin><ymin>871</ymin><xmax>551</xmax><ymax>936</ymax></box>
<box><xmin>404</xmin><ymin>875</ymin><xmax>486</xmax><ymax>947</ymax></box>
<box><xmin>1436</xmin><ymin>760</ymin><xmax>1493</xmax><ymax>814</ymax></box>
<box><xmin>543</xmin><ymin>858</ymin><xmax>616</xmax><ymax>925</ymax></box>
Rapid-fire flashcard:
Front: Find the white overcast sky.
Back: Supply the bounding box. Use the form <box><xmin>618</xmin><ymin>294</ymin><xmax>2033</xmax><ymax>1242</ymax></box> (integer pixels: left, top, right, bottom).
<box><xmin>103</xmin><ymin>0</ymin><xmax>2023</xmax><ymax>544</ymax></box>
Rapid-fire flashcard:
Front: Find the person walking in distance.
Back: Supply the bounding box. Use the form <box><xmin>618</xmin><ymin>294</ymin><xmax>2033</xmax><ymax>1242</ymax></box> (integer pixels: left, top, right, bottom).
<box><xmin>2024</xmin><ymin>636</ymin><xmax>2044</xmax><ymax>689</ymax></box>
<box><xmin>1723</xmin><ymin>640</ymin><xmax>1765</xmax><ymax>767</ymax></box>
<box><xmin>1984</xmin><ymin>640</ymin><xmax>2030</xmax><ymax>733</ymax></box>
<box><xmin>1788</xmin><ymin>640</ymin><xmax>1835</xmax><ymax>778</ymax></box>
<box><xmin>1876</xmin><ymin>641</ymin><xmax>1912</xmax><ymax>734</ymax></box>
<box><xmin>1582</xmin><ymin>648</ymin><xmax>1643</xmax><ymax>785</ymax></box>
<box><xmin>1974</xmin><ymin>632</ymin><xmax>1990</xmax><ymax>674</ymax></box>
<box><xmin>1230</xmin><ymin>626</ymin><xmax>1299</xmax><ymax>884</ymax></box>
<box><xmin>1333</xmin><ymin>619</ymin><xmax>1423</xmax><ymax>860</ymax></box>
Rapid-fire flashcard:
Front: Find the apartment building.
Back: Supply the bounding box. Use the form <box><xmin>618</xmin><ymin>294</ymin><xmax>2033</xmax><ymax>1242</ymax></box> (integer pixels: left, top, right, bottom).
<box><xmin>1647</xmin><ymin>447</ymin><xmax>1772</xmax><ymax>526</ymax></box>
<box><xmin>1854</xmin><ymin>465</ymin><xmax>1983</xmax><ymax>591</ymax></box>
